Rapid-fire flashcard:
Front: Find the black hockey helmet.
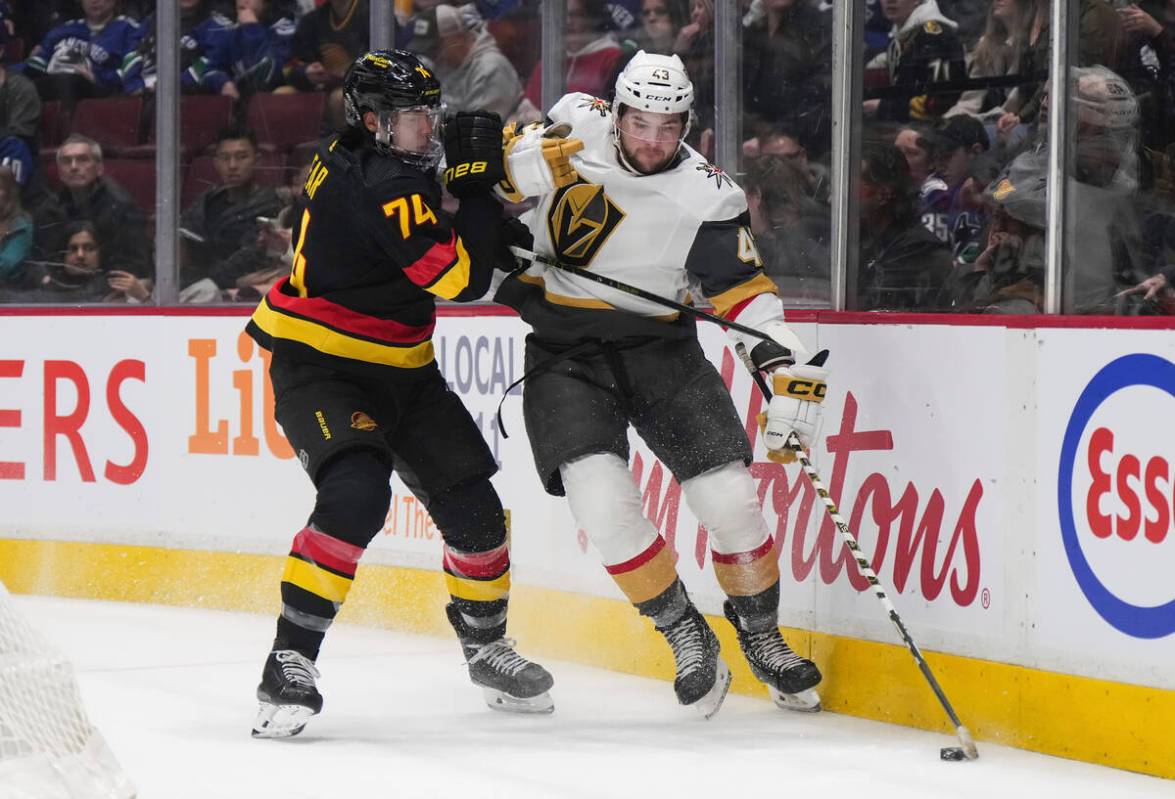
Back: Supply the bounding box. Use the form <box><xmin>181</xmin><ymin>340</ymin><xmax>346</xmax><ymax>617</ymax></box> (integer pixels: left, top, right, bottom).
<box><xmin>342</xmin><ymin>50</ymin><xmax>444</xmax><ymax>168</ymax></box>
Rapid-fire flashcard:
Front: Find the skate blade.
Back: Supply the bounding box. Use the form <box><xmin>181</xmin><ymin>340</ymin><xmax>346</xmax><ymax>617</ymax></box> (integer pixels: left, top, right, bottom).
<box><xmin>692</xmin><ymin>659</ymin><xmax>732</xmax><ymax>720</ymax></box>
<box><xmin>768</xmin><ymin>686</ymin><xmax>821</xmax><ymax>712</ymax></box>
<box><xmin>481</xmin><ymin>687</ymin><xmax>555</xmax><ymax>715</ymax></box>
<box><xmin>251</xmin><ymin>702</ymin><xmax>317</xmax><ymax>738</ymax></box>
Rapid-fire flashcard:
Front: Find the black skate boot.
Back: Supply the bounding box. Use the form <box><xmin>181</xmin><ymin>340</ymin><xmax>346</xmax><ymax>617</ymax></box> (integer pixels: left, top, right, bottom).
<box><xmin>252</xmin><ymin>650</ymin><xmax>324</xmax><ymax>738</ymax></box>
<box><xmin>656</xmin><ymin>605</ymin><xmax>731</xmax><ymax>719</ymax></box>
<box><xmin>723</xmin><ymin>600</ymin><xmax>822</xmax><ymax>712</ymax></box>
<box><xmin>446</xmin><ymin>603</ymin><xmax>555</xmax><ymax>714</ymax></box>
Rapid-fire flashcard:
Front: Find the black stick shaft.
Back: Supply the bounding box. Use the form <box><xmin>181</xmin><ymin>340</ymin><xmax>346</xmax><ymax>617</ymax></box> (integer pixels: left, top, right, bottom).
<box><xmin>510</xmin><ymin>246</ymin><xmax>776</xmax><ymax>345</ymax></box>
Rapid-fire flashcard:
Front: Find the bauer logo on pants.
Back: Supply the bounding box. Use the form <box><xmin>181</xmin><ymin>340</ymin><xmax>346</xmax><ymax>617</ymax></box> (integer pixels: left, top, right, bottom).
<box><xmin>1058</xmin><ymin>354</ymin><xmax>1175</xmax><ymax>639</ymax></box>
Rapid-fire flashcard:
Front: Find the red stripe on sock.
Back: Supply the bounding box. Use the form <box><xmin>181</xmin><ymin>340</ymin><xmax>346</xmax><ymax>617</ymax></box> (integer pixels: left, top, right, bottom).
<box><xmin>290</xmin><ymin>527</ymin><xmax>363</xmax><ymax>577</ymax></box>
<box><xmin>711</xmin><ymin>536</ymin><xmax>774</xmax><ymax>566</ymax></box>
<box><xmin>443</xmin><ymin>544</ymin><xmax>509</xmax><ymax>579</ymax></box>
<box><xmin>605</xmin><ymin>537</ymin><xmax>667</xmax><ymax>575</ymax></box>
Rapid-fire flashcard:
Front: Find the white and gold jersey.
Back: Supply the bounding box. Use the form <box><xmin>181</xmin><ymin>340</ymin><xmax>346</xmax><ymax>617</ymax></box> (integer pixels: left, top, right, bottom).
<box><xmin>496</xmin><ymin>93</ymin><xmax>784</xmax><ymax>345</ymax></box>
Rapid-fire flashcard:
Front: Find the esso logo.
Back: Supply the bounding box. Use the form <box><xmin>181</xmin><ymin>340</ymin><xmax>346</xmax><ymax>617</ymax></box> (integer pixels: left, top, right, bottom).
<box><xmin>1058</xmin><ymin>354</ymin><xmax>1175</xmax><ymax>638</ymax></box>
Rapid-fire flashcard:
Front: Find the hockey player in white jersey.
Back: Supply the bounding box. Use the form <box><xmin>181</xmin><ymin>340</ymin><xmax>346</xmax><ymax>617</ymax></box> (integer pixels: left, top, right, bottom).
<box><xmin>494</xmin><ymin>51</ymin><xmax>826</xmax><ymax>717</ymax></box>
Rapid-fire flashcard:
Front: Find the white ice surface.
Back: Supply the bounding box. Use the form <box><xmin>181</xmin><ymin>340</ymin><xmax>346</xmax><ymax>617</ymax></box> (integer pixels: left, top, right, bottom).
<box><xmin>10</xmin><ymin>596</ymin><xmax>1172</xmax><ymax>799</ymax></box>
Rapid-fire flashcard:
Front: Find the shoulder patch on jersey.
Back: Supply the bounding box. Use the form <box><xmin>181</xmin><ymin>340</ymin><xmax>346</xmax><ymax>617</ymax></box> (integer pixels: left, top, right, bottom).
<box><xmin>923</xmin><ymin>20</ymin><xmax>942</xmax><ymax>35</ymax></box>
<box><xmin>696</xmin><ymin>162</ymin><xmax>734</xmax><ymax>190</ymax></box>
<box><xmin>577</xmin><ymin>96</ymin><xmax>611</xmax><ymax>117</ymax></box>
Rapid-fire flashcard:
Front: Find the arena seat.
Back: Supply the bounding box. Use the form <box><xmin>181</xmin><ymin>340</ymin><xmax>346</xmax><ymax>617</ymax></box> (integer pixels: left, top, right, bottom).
<box><xmin>246</xmin><ymin>92</ymin><xmax>325</xmax><ymax>152</ymax></box>
<box><xmin>71</xmin><ymin>97</ymin><xmax>145</xmax><ymax>152</ymax></box>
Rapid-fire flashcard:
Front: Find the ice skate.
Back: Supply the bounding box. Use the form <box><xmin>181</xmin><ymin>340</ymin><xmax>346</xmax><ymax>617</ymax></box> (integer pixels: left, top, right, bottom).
<box><xmin>724</xmin><ymin>601</ymin><xmax>822</xmax><ymax>712</ymax></box>
<box><xmin>446</xmin><ymin>604</ymin><xmax>555</xmax><ymax>714</ymax></box>
<box><xmin>657</xmin><ymin>605</ymin><xmax>731</xmax><ymax>719</ymax></box>
<box><xmin>252</xmin><ymin>650</ymin><xmax>323</xmax><ymax>738</ymax></box>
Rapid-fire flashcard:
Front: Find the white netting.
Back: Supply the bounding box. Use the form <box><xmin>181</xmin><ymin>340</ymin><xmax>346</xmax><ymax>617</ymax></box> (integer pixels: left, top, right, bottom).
<box><xmin>0</xmin><ymin>581</ymin><xmax>135</xmax><ymax>799</ymax></box>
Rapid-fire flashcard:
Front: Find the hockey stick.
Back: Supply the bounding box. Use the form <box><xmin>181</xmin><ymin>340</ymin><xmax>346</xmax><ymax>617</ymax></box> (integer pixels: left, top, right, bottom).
<box><xmin>508</xmin><ymin>246</ymin><xmax>797</xmax><ymax>350</ymax></box>
<box><xmin>735</xmin><ymin>343</ymin><xmax>979</xmax><ymax>762</ymax></box>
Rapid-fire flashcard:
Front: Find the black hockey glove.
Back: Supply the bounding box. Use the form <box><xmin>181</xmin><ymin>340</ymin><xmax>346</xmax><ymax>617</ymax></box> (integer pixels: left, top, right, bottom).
<box><xmin>496</xmin><ymin>216</ymin><xmax>534</xmax><ymax>272</ymax></box>
<box><xmin>443</xmin><ymin>111</ymin><xmax>506</xmax><ymax>199</ymax></box>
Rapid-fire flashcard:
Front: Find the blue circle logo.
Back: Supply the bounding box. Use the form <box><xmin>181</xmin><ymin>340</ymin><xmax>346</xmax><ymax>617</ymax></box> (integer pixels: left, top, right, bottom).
<box><xmin>1058</xmin><ymin>353</ymin><xmax>1175</xmax><ymax>639</ymax></box>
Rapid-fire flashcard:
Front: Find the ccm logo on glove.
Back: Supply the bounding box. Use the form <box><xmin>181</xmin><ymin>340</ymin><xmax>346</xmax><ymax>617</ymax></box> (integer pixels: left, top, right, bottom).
<box><xmin>777</xmin><ymin>378</ymin><xmax>827</xmax><ymax>400</ymax></box>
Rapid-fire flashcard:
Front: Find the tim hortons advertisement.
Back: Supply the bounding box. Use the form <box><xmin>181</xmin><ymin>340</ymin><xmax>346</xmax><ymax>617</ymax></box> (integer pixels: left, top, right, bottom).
<box><xmin>0</xmin><ymin>313</ymin><xmax>1007</xmax><ymax>659</ymax></box>
<box><xmin>1037</xmin><ymin>329</ymin><xmax>1175</xmax><ymax>689</ymax></box>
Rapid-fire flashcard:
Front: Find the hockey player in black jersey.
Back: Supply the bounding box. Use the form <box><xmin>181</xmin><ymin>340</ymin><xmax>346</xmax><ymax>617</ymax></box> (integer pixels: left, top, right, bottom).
<box><xmin>495</xmin><ymin>52</ymin><xmax>825</xmax><ymax>719</ymax></box>
<box><xmin>246</xmin><ymin>49</ymin><xmax>552</xmax><ymax>738</ymax></box>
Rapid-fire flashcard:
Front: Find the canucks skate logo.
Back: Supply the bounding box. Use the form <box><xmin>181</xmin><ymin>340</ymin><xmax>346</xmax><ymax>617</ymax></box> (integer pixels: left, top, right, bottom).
<box><xmin>579</xmin><ymin>96</ymin><xmax>611</xmax><ymax>117</ymax></box>
<box><xmin>547</xmin><ymin>182</ymin><xmax>625</xmax><ymax>267</ymax></box>
<box><xmin>697</xmin><ymin>162</ymin><xmax>733</xmax><ymax>189</ymax></box>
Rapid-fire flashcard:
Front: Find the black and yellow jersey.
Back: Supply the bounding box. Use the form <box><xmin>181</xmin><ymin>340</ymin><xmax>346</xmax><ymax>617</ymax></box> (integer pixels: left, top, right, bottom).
<box><xmin>247</xmin><ymin>132</ymin><xmax>503</xmax><ymax>378</ymax></box>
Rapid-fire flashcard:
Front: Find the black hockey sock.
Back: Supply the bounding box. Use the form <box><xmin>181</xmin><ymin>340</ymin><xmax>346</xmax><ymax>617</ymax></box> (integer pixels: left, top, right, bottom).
<box><xmin>448</xmin><ymin>597</ymin><xmax>508</xmax><ymax>645</ymax></box>
<box><xmin>726</xmin><ymin>580</ymin><xmax>781</xmax><ymax>634</ymax></box>
<box><xmin>635</xmin><ymin>579</ymin><xmax>691</xmax><ymax>629</ymax></box>
<box><xmin>273</xmin><ymin>616</ymin><xmax>324</xmax><ymax>662</ymax></box>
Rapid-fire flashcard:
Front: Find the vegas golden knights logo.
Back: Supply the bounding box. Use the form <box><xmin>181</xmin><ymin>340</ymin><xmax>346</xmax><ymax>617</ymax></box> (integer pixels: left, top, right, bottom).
<box><xmin>546</xmin><ymin>182</ymin><xmax>625</xmax><ymax>267</ymax></box>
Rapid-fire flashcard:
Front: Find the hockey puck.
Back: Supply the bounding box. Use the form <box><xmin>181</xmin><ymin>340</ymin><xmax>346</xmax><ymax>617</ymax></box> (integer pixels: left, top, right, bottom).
<box><xmin>940</xmin><ymin>746</ymin><xmax>967</xmax><ymax>761</ymax></box>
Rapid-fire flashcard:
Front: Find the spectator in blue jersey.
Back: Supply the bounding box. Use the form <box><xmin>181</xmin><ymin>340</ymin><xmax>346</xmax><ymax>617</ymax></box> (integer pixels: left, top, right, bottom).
<box><xmin>179</xmin><ymin>125</ymin><xmax>282</xmax><ymax>297</ymax></box>
<box><xmin>30</xmin><ymin>133</ymin><xmax>151</xmax><ymax>276</ymax></box>
<box><xmin>409</xmin><ymin>4</ymin><xmax>523</xmax><ymax>120</ymax></box>
<box><xmin>123</xmin><ymin>0</ymin><xmax>232</xmax><ymax>95</ymax></box>
<box><xmin>199</xmin><ymin>0</ymin><xmax>297</xmax><ymax>99</ymax></box>
<box><xmin>0</xmin><ymin>62</ymin><xmax>40</xmax><ymax>188</ymax></box>
<box><xmin>23</xmin><ymin>0</ymin><xmax>143</xmax><ymax>106</ymax></box>
<box><xmin>0</xmin><ymin>166</ymin><xmax>31</xmax><ymax>287</ymax></box>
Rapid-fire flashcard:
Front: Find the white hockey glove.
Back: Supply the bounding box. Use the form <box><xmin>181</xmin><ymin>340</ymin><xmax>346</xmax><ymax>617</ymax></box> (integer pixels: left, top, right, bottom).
<box><xmin>757</xmin><ymin>352</ymin><xmax>829</xmax><ymax>465</ymax></box>
<box><xmin>496</xmin><ymin>121</ymin><xmax>584</xmax><ymax>202</ymax></box>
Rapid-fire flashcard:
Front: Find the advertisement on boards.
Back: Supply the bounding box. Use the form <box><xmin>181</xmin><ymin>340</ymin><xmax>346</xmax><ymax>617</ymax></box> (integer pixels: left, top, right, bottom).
<box><xmin>1038</xmin><ymin>329</ymin><xmax>1175</xmax><ymax>689</ymax></box>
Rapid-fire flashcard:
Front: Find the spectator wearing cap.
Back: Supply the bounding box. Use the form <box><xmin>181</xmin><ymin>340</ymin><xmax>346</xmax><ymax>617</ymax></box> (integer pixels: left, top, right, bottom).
<box><xmin>284</xmin><ymin>0</ymin><xmax>369</xmax><ymax>129</ymax></box>
<box><xmin>857</xmin><ymin>140</ymin><xmax>952</xmax><ymax>311</ymax></box>
<box><xmin>948</xmin><ymin>148</ymin><xmax>1047</xmax><ymax>314</ymax></box>
<box><xmin>22</xmin><ymin>0</ymin><xmax>143</xmax><ymax>107</ymax></box>
<box><xmin>30</xmin><ymin>133</ymin><xmax>151</xmax><ymax>277</ymax></box>
<box><xmin>1059</xmin><ymin>65</ymin><xmax>1147</xmax><ymax>313</ymax></box>
<box><xmin>916</xmin><ymin>116</ymin><xmax>991</xmax><ymax>261</ymax></box>
<box><xmin>410</xmin><ymin>3</ymin><xmax>523</xmax><ymax>120</ymax></box>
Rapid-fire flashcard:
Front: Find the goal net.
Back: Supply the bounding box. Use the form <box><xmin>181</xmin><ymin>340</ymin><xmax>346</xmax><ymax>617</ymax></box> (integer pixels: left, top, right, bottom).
<box><xmin>0</xmin><ymin>581</ymin><xmax>135</xmax><ymax>799</ymax></box>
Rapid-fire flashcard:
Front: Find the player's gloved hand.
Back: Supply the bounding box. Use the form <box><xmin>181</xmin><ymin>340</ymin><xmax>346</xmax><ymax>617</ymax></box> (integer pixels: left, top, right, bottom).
<box><xmin>497</xmin><ymin>121</ymin><xmax>584</xmax><ymax>201</ymax></box>
<box><xmin>759</xmin><ymin>351</ymin><xmax>830</xmax><ymax>464</ymax></box>
<box><xmin>443</xmin><ymin>110</ymin><xmax>506</xmax><ymax>199</ymax></box>
<box><xmin>496</xmin><ymin>216</ymin><xmax>534</xmax><ymax>272</ymax></box>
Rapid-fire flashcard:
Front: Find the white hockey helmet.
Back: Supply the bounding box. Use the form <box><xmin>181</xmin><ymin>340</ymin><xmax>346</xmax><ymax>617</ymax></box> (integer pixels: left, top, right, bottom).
<box><xmin>614</xmin><ymin>50</ymin><xmax>694</xmax><ymax>115</ymax></box>
<box><xmin>612</xmin><ymin>51</ymin><xmax>693</xmax><ymax>172</ymax></box>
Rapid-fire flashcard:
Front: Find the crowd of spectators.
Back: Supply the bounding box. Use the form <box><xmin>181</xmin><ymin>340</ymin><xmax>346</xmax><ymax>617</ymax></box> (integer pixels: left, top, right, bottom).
<box><xmin>0</xmin><ymin>0</ymin><xmax>1172</xmax><ymax>315</ymax></box>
